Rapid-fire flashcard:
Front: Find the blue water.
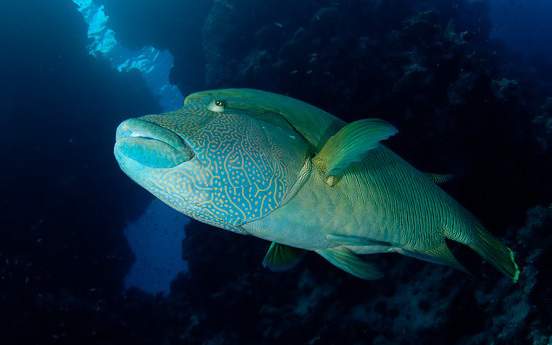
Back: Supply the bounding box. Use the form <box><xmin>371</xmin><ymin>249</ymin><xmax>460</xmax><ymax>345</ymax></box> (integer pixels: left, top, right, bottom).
<box><xmin>490</xmin><ymin>0</ymin><xmax>552</xmax><ymax>58</ymax></box>
<box><xmin>72</xmin><ymin>0</ymin><xmax>183</xmax><ymax>110</ymax></box>
<box><xmin>124</xmin><ymin>199</ymin><xmax>188</xmax><ymax>294</ymax></box>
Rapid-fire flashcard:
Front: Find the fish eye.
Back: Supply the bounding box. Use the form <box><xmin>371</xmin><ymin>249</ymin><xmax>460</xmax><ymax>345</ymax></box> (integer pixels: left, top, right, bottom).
<box><xmin>208</xmin><ymin>99</ymin><xmax>226</xmax><ymax>113</ymax></box>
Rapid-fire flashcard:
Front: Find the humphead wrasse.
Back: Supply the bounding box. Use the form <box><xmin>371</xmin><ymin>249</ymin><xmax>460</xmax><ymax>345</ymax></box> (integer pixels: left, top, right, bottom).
<box><xmin>114</xmin><ymin>88</ymin><xmax>520</xmax><ymax>282</ymax></box>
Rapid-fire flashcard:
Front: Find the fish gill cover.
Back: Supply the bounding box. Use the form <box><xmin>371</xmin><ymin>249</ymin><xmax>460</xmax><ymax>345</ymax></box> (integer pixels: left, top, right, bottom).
<box><xmin>1</xmin><ymin>1</ymin><xmax>552</xmax><ymax>345</ymax></box>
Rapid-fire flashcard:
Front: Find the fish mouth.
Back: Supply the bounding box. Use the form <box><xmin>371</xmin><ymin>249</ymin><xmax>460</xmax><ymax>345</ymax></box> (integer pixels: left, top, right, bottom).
<box><xmin>114</xmin><ymin>118</ymin><xmax>194</xmax><ymax>168</ymax></box>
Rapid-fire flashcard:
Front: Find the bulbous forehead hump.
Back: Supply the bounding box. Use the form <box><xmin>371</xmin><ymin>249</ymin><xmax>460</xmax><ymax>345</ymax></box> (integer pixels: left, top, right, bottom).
<box><xmin>138</xmin><ymin>103</ymin><xmax>216</xmax><ymax>138</ymax></box>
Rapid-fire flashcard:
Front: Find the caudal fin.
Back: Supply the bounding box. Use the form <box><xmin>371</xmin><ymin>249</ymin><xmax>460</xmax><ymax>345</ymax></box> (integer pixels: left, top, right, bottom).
<box><xmin>469</xmin><ymin>226</ymin><xmax>520</xmax><ymax>282</ymax></box>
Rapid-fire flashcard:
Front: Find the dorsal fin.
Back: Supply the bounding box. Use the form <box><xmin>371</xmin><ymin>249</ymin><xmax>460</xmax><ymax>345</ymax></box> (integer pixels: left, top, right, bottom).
<box><xmin>427</xmin><ymin>173</ymin><xmax>454</xmax><ymax>185</ymax></box>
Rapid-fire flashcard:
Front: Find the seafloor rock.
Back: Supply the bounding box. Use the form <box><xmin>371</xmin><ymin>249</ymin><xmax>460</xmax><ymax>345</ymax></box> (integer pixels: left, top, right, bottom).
<box><xmin>447</xmin><ymin>72</ymin><xmax>480</xmax><ymax>106</ymax></box>
<box><xmin>491</xmin><ymin>78</ymin><xmax>521</xmax><ymax>103</ymax></box>
<box><xmin>533</xmin><ymin>97</ymin><xmax>552</xmax><ymax>151</ymax></box>
<box><xmin>463</xmin><ymin>206</ymin><xmax>552</xmax><ymax>345</ymax></box>
<box><xmin>202</xmin><ymin>0</ymin><xmax>315</xmax><ymax>88</ymax></box>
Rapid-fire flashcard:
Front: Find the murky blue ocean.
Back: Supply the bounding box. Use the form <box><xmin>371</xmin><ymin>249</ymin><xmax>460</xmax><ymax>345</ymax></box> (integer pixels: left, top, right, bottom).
<box><xmin>1</xmin><ymin>1</ymin><xmax>551</xmax><ymax>344</ymax></box>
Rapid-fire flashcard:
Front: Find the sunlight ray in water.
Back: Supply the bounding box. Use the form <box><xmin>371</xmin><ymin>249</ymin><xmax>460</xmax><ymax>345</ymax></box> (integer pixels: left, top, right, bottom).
<box><xmin>71</xmin><ymin>0</ymin><xmax>188</xmax><ymax>294</ymax></box>
<box><xmin>71</xmin><ymin>0</ymin><xmax>183</xmax><ymax>110</ymax></box>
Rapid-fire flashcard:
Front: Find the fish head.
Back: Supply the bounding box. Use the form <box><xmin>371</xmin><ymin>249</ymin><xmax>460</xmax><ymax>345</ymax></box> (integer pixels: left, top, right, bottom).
<box><xmin>114</xmin><ymin>99</ymin><xmax>310</xmax><ymax>232</ymax></box>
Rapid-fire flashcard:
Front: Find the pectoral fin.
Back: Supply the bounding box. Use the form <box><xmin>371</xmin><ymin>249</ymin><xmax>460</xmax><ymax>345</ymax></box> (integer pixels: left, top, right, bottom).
<box><xmin>262</xmin><ymin>242</ymin><xmax>305</xmax><ymax>272</ymax></box>
<box><xmin>427</xmin><ymin>173</ymin><xmax>454</xmax><ymax>185</ymax></box>
<box><xmin>313</xmin><ymin>119</ymin><xmax>398</xmax><ymax>186</ymax></box>
<box><xmin>316</xmin><ymin>247</ymin><xmax>383</xmax><ymax>280</ymax></box>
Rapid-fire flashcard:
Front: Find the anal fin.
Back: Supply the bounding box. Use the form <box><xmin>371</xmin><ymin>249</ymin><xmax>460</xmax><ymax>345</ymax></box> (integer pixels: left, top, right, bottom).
<box><xmin>396</xmin><ymin>243</ymin><xmax>469</xmax><ymax>273</ymax></box>
<box><xmin>316</xmin><ymin>247</ymin><xmax>382</xmax><ymax>280</ymax></box>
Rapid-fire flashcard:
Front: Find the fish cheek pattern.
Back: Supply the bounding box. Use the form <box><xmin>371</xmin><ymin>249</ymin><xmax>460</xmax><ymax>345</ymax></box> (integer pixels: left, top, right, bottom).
<box><xmin>150</xmin><ymin>112</ymin><xmax>288</xmax><ymax>229</ymax></box>
<box><xmin>199</xmin><ymin>113</ymin><xmax>288</xmax><ymax>226</ymax></box>
<box><xmin>145</xmin><ymin>163</ymin><xmax>234</xmax><ymax>230</ymax></box>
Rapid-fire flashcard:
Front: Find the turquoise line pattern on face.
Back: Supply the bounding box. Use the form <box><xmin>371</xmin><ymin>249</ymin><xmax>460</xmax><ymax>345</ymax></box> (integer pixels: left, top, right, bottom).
<box><xmin>142</xmin><ymin>107</ymin><xmax>289</xmax><ymax>229</ymax></box>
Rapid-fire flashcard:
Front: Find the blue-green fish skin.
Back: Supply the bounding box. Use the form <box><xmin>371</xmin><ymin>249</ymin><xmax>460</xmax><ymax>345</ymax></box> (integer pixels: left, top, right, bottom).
<box><xmin>114</xmin><ymin>88</ymin><xmax>520</xmax><ymax>282</ymax></box>
<box><xmin>115</xmin><ymin>101</ymin><xmax>310</xmax><ymax>233</ymax></box>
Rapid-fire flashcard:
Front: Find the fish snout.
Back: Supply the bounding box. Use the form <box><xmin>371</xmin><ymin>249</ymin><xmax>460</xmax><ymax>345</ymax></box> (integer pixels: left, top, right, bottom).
<box><xmin>114</xmin><ymin>118</ymin><xmax>194</xmax><ymax>168</ymax></box>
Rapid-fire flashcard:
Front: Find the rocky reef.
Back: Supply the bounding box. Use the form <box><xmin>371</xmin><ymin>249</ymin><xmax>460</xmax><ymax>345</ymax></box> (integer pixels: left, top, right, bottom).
<box><xmin>4</xmin><ymin>0</ymin><xmax>552</xmax><ymax>344</ymax></box>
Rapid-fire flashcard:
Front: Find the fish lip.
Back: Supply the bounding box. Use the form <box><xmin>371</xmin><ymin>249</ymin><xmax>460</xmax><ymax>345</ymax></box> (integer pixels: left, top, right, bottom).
<box><xmin>116</xmin><ymin>118</ymin><xmax>194</xmax><ymax>160</ymax></box>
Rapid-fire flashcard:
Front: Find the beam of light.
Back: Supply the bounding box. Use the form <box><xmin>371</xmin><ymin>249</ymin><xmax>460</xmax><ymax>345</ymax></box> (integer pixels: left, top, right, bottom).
<box><xmin>71</xmin><ymin>0</ymin><xmax>188</xmax><ymax>294</ymax></box>
<box><xmin>71</xmin><ymin>0</ymin><xmax>183</xmax><ymax>110</ymax></box>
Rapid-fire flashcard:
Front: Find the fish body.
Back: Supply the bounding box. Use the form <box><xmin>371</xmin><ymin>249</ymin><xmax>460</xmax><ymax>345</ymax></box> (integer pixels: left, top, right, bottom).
<box><xmin>114</xmin><ymin>88</ymin><xmax>520</xmax><ymax>282</ymax></box>
<box><xmin>245</xmin><ymin>146</ymin><xmax>453</xmax><ymax>249</ymax></box>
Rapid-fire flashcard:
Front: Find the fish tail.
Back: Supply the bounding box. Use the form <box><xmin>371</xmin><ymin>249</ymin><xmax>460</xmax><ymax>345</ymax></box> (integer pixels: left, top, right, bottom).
<box><xmin>468</xmin><ymin>225</ymin><xmax>520</xmax><ymax>283</ymax></box>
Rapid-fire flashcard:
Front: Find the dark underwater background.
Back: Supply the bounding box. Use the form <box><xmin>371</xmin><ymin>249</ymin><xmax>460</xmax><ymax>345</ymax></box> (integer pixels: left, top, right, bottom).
<box><xmin>1</xmin><ymin>0</ymin><xmax>552</xmax><ymax>344</ymax></box>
